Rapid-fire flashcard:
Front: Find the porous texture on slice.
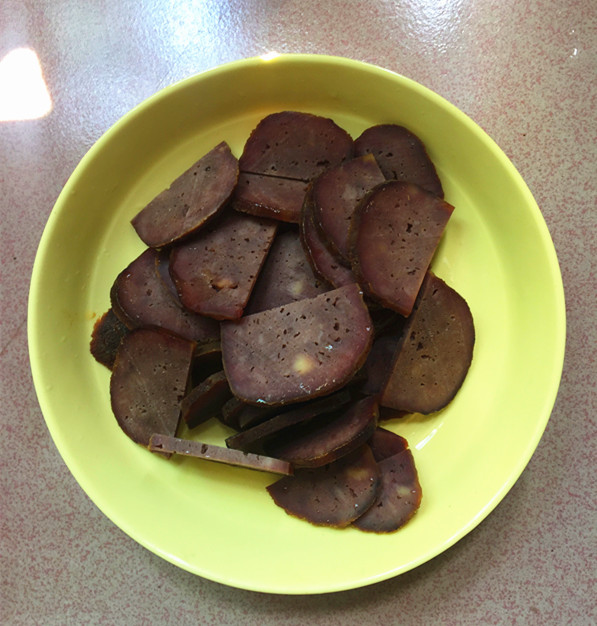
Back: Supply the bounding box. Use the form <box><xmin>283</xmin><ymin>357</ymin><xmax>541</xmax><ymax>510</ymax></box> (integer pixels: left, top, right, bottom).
<box><xmin>132</xmin><ymin>142</ymin><xmax>239</xmax><ymax>248</ymax></box>
<box><xmin>180</xmin><ymin>371</ymin><xmax>232</xmax><ymax>429</ymax></box>
<box><xmin>352</xmin><ymin>429</ymin><xmax>422</xmax><ymax>533</ymax></box>
<box><xmin>221</xmin><ymin>283</ymin><xmax>373</xmax><ymax>406</ymax></box>
<box><xmin>350</xmin><ymin>181</ymin><xmax>454</xmax><ymax>316</ymax></box>
<box><xmin>169</xmin><ymin>210</ymin><xmax>278</xmax><ymax>320</ymax></box>
<box><xmin>245</xmin><ymin>228</ymin><xmax>330</xmax><ymax>315</ymax></box>
<box><xmin>311</xmin><ymin>154</ymin><xmax>385</xmax><ymax>262</ymax></box>
<box><xmin>110</xmin><ymin>248</ymin><xmax>220</xmax><ymax>343</ymax></box>
<box><xmin>354</xmin><ymin>124</ymin><xmax>444</xmax><ymax>197</ymax></box>
<box><xmin>232</xmin><ymin>172</ymin><xmax>309</xmax><ymax>223</ymax></box>
<box><xmin>266</xmin><ymin>445</ymin><xmax>380</xmax><ymax>527</ymax></box>
<box><xmin>110</xmin><ymin>328</ymin><xmax>195</xmax><ymax>446</ymax></box>
<box><xmin>380</xmin><ymin>272</ymin><xmax>475</xmax><ymax>414</ymax></box>
<box><xmin>267</xmin><ymin>396</ymin><xmax>379</xmax><ymax>468</ymax></box>
<box><xmin>148</xmin><ymin>435</ymin><xmax>293</xmax><ymax>476</ymax></box>
<box><xmin>239</xmin><ymin>111</ymin><xmax>354</xmax><ymax>181</ymax></box>
<box><xmin>90</xmin><ymin>308</ymin><xmax>129</xmax><ymax>369</ymax></box>
<box><xmin>300</xmin><ymin>187</ymin><xmax>355</xmax><ymax>288</ymax></box>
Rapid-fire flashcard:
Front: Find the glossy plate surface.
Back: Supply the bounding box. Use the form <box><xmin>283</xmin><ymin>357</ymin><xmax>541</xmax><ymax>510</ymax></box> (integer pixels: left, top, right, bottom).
<box><xmin>28</xmin><ymin>55</ymin><xmax>565</xmax><ymax>594</ymax></box>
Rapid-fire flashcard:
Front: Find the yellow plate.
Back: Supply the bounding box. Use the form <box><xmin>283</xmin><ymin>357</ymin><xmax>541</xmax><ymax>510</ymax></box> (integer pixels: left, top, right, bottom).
<box><xmin>28</xmin><ymin>55</ymin><xmax>565</xmax><ymax>594</ymax></box>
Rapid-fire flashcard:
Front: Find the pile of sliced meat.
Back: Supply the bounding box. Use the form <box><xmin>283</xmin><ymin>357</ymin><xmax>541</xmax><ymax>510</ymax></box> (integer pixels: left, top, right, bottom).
<box><xmin>90</xmin><ymin>111</ymin><xmax>475</xmax><ymax>533</ymax></box>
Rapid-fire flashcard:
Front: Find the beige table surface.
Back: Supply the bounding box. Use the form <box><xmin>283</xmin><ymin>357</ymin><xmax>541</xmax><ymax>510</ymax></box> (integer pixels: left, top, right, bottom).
<box><xmin>1</xmin><ymin>1</ymin><xmax>595</xmax><ymax>624</ymax></box>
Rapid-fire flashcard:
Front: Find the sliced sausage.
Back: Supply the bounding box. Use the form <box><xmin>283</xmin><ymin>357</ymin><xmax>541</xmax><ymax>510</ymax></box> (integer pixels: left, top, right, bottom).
<box><xmin>352</xmin><ymin>429</ymin><xmax>422</xmax><ymax>533</ymax></box>
<box><xmin>311</xmin><ymin>154</ymin><xmax>385</xmax><ymax>262</ymax></box>
<box><xmin>232</xmin><ymin>172</ymin><xmax>309</xmax><ymax>223</ymax></box>
<box><xmin>90</xmin><ymin>308</ymin><xmax>129</xmax><ymax>370</ymax></box>
<box><xmin>239</xmin><ymin>111</ymin><xmax>354</xmax><ymax>181</ymax></box>
<box><xmin>181</xmin><ymin>370</ymin><xmax>232</xmax><ymax>429</ymax></box>
<box><xmin>350</xmin><ymin>181</ymin><xmax>454</xmax><ymax>316</ymax></box>
<box><xmin>380</xmin><ymin>272</ymin><xmax>475</xmax><ymax>414</ymax></box>
<box><xmin>110</xmin><ymin>248</ymin><xmax>220</xmax><ymax>343</ymax></box>
<box><xmin>148</xmin><ymin>434</ymin><xmax>293</xmax><ymax>476</ymax></box>
<box><xmin>189</xmin><ymin>341</ymin><xmax>222</xmax><ymax>387</ymax></box>
<box><xmin>110</xmin><ymin>328</ymin><xmax>195</xmax><ymax>446</ymax></box>
<box><xmin>245</xmin><ymin>228</ymin><xmax>330</xmax><ymax>315</ymax></box>
<box><xmin>225</xmin><ymin>389</ymin><xmax>352</xmax><ymax>453</ymax></box>
<box><xmin>354</xmin><ymin>124</ymin><xmax>443</xmax><ymax>198</ymax></box>
<box><xmin>169</xmin><ymin>209</ymin><xmax>278</xmax><ymax>320</ymax></box>
<box><xmin>300</xmin><ymin>187</ymin><xmax>356</xmax><ymax>288</ymax></box>
<box><xmin>266</xmin><ymin>445</ymin><xmax>380</xmax><ymax>528</ymax></box>
<box><xmin>221</xmin><ymin>283</ymin><xmax>373</xmax><ymax>406</ymax></box>
<box><xmin>267</xmin><ymin>396</ymin><xmax>379</xmax><ymax>468</ymax></box>
<box><xmin>131</xmin><ymin>142</ymin><xmax>238</xmax><ymax>248</ymax></box>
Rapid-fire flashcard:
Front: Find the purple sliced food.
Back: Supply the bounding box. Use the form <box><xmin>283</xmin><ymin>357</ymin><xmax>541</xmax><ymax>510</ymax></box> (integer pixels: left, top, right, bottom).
<box><xmin>267</xmin><ymin>396</ymin><xmax>379</xmax><ymax>468</ymax></box>
<box><xmin>245</xmin><ymin>228</ymin><xmax>330</xmax><ymax>316</ymax></box>
<box><xmin>311</xmin><ymin>154</ymin><xmax>385</xmax><ymax>263</ymax></box>
<box><xmin>359</xmin><ymin>331</ymin><xmax>403</xmax><ymax>396</ymax></box>
<box><xmin>149</xmin><ymin>434</ymin><xmax>293</xmax><ymax>476</ymax></box>
<box><xmin>169</xmin><ymin>209</ymin><xmax>278</xmax><ymax>320</ymax></box>
<box><xmin>218</xmin><ymin>396</ymin><xmax>246</xmax><ymax>429</ymax></box>
<box><xmin>232</xmin><ymin>172</ymin><xmax>310</xmax><ymax>223</ymax></box>
<box><xmin>225</xmin><ymin>389</ymin><xmax>352</xmax><ymax>453</ymax></box>
<box><xmin>110</xmin><ymin>248</ymin><xmax>220</xmax><ymax>343</ymax></box>
<box><xmin>266</xmin><ymin>445</ymin><xmax>380</xmax><ymax>528</ymax></box>
<box><xmin>381</xmin><ymin>272</ymin><xmax>475</xmax><ymax>414</ymax></box>
<box><xmin>181</xmin><ymin>370</ymin><xmax>232</xmax><ymax>429</ymax></box>
<box><xmin>110</xmin><ymin>328</ymin><xmax>195</xmax><ymax>446</ymax></box>
<box><xmin>354</xmin><ymin>124</ymin><xmax>443</xmax><ymax>198</ymax></box>
<box><xmin>90</xmin><ymin>308</ymin><xmax>129</xmax><ymax>370</ymax></box>
<box><xmin>131</xmin><ymin>142</ymin><xmax>239</xmax><ymax>248</ymax></box>
<box><xmin>350</xmin><ymin>181</ymin><xmax>454</xmax><ymax>317</ymax></box>
<box><xmin>155</xmin><ymin>250</ymin><xmax>183</xmax><ymax>303</ymax></box>
<box><xmin>189</xmin><ymin>341</ymin><xmax>222</xmax><ymax>387</ymax></box>
<box><xmin>352</xmin><ymin>430</ymin><xmax>422</xmax><ymax>533</ymax></box>
<box><xmin>221</xmin><ymin>283</ymin><xmax>373</xmax><ymax>406</ymax></box>
<box><xmin>300</xmin><ymin>188</ymin><xmax>356</xmax><ymax>288</ymax></box>
<box><xmin>239</xmin><ymin>111</ymin><xmax>354</xmax><ymax>181</ymax></box>
<box><xmin>367</xmin><ymin>427</ymin><xmax>409</xmax><ymax>461</ymax></box>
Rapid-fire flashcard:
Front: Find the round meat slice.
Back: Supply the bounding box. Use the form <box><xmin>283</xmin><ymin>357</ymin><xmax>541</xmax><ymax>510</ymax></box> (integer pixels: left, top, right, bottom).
<box><xmin>380</xmin><ymin>272</ymin><xmax>475</xmax><ymax>414</ymax></box>
<box><xmin>267</xmin><ymin>396</ymin><xmax>379</xmax><ymax>468</ymax></box>
<box><xmin>311</xmin><ymin>154</ymin><xmax>385</xmax><ymax>263</ymax></box>
<box><xmin>180</xmin><ymin>370</ymin><xmax>232</xmax><ymax>429</ymax></box>
<box><xmin>132</xmin><ymin>142</ymin><xmax>239</xmax><ymax>248</ymax></box>
<box><xmin>110</xmin><ymin>248</ymin><xmax>220</xmax><ymax>343</ymax></box>
<box><xmin>245</xmin><ymin>228</ymin><xmax>330</xmax><ymax>316</ymax></box>
<box><xmin>352</xmin><ymin>438</ymin><xmax>422</xmax><ymax>534</ymax></box>
<box><xmin>90</xmin><ymin>308</ymin><xmax>129</xmax><ymax>370</ymax></box>
<box><xmin>349</xmin><ymin>180</ymin><xmax>454</xmax><ymax>317</ymax></box>
<box><xmin>239</xmin><ymin>111</ymin><xmax>354</xmax><ymax>181</ymax></box>
<box><xmin>110</xmin><ymin>328</ymin><xmax>195</xmax><ymax>446</ymax></box>
<box><xmin>354</xmin><ymin>124</ymin><xmax>443</xmax><ymax>197</ymax></box>
<box><xmin>266</xmin><ymin>445</ymin><xmax>381</xmax><ymax>528</ymax></box>
<box><xmin>221</xmin><ymin>283</ymin><xmax>373</xmax><ymax>406</ymax></box>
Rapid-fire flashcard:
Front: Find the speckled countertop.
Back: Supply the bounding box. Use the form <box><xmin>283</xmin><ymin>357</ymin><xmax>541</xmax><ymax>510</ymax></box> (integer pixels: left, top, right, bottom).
<box><xmin>1</xmin><ymin>1</ymin><xmax>595</xmax><ymax>624</ymax></box>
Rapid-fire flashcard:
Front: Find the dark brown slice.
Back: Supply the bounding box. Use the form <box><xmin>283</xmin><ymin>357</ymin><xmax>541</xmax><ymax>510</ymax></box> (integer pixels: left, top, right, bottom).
<box><xmin>311</xmin><ymin>154</ymin><xmax>385</xmax><ymax>262</ymax></box>
<box><xmin>225</xmin><ymin>389</ymin><xmax>352</xmax><ymax>453</ymax></box>
<box><xmin>169</xmin><ymin>209</ymin><xmax>278</xmax><ymax>320</ymax></box>
<box><xmin>352</xmin><ymin>429</ymin><xmax>422</xmax><ymax>533</ymax></box>
<box><xmin>189</xmin><ymin>341</ymin><xmax>222</xmax><ymax>387</ymax></box>
<box><xmin>90</xmin><ymin>308</ymin><xmax>129</xmax><ymax>369</ymax></box>
<box><xmin>245</xmin><ymin>228</ymin><xmax>330</xmax><ymax>315</ymax></box>
<box><xmin>239</xmin><ymin>111</ymin><xmax>354</xmax><ymax>181</ymax></box>
<box><xmin>300</xmin><ymin>188</ymin><xmax>355</xmax><ymax>288</ymax></box>
<box><xmin>110</xmin><ymin>248</ymin><xmax>220</xmax><ymax>343</ymax></box>
<box><xmin>266</xmin><ymin>445</ymin><xmax>380</xmax><ymax>528</ymax></box>
<box><xmin>267</xmin><ymin>396</ymin><xmax>379</xmax><ymax>468</ymax></box>
<box><xmin>354</xmin><ymin>124</ymin><xmax>443</xmax><ymax>197</ymax></box>
<box><xmin>149</xmin><ymin>434</ymin><xmax>293</xmax><ymax>476</ymax></box>
<box><xmin>110</xmin><ymin>328</ymin><xmax>195</xmax><ymax>446</ymax></box>
<box><xmin>131</xmin><ymin>142</ymin><xmax>239</xmax><ymax>248</ymax></box>
<box><xmin>380</xmin><ymin>272</ymin><xmax>475</xmax><ymax>414</ymax></box>
<box><xmin>221</xmin><ymin>283</ymin><xmax>373</xmax><ymax>406</ymax></box>
<box><xmin>350</xmin><ymin>181</ymin><xmax>454</xmax><ymax>316</ymax></box>
<box><xmin>232</xmin><ymin>172</ymin><xmax>310</xmax><ymax>223</ymax></box>
<box><xmin>181</xmin><ymin>370</ymin><xmax>232</xmax><ymax>429</ymax></box>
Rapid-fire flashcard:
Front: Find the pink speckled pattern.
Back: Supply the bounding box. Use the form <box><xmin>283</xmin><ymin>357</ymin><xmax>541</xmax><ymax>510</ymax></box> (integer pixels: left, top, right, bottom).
<box><xmin>1</xmin><ymin>0</ymin><xmax>595</xmax><ymax>623</ymax></box>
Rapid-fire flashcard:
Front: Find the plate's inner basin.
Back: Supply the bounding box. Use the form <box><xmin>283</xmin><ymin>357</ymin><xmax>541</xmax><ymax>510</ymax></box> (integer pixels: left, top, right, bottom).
<box><xmin>31</xmin><ymin>58</ymin><xmax>564</xmax><ymax>594</ymax></box>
